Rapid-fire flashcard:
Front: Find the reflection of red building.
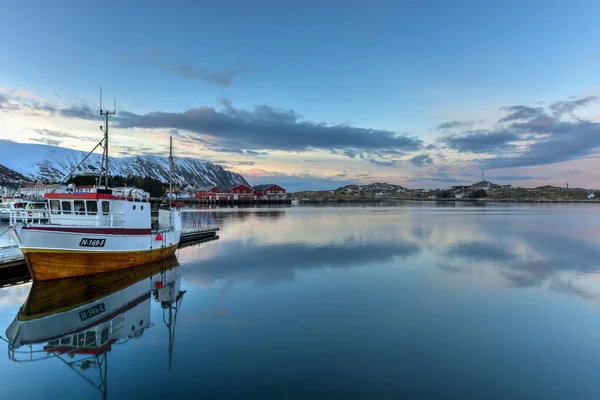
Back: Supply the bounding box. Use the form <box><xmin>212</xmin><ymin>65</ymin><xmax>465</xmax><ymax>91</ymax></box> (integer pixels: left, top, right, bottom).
<box><xmin>194</xmin><ymin>185</ymin><xmax>221</xmax><ymax>200</ymax></box>
<box><xmin>224</xmin><ymin>184</ymin><xmax>255</xmax><ymax>200</ymax></box>
<box><xmin>253</xmin><ymin>184</ymin><xmax>287</xmax><ymax>199</ymax></box>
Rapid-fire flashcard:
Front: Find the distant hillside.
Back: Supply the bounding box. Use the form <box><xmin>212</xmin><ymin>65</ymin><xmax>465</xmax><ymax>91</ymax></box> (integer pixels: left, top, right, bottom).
<box><xmin>0</xmin><ymin>140</ymin><xmax>249</xmax><ymax>188</ymax></box>
<box><xmin>0</xmin><ymin>163</ymin><xmax>32</xmax><ymax>186</ymax></box>
<box><xmin>334</xmin><ymin>182</ymin><xmax>406</xmax><ymax>194</ymax></box>
<box><xmin>293</xmin><ymin>182</ymin><xmax>406</xmax><ymax>202</ymax></box>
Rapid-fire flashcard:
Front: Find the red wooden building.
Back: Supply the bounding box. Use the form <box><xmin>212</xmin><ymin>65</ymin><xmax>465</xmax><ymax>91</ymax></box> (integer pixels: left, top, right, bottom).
<box><xmin>194</xmin><ymin>185</ymin><xmax>221</xmax><ymax>200</ymax></box>
<box><xmin>224</xmin><ymin>184</ymin><xmax>255</xmax><ymax>200</ymax></box>
<box><xmin>253</xmin><ymin>184</ymin><xmax>287</xmax><ymax>199</ymax></box>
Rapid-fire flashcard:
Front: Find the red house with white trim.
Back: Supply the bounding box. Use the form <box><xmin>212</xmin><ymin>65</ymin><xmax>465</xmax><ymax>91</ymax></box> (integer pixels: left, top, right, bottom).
<box><xmin>253</xmin><ymin>184</ymin><xmax>287</xmax><ymax>199</ymax></box>
<box><xmin>194</xmin><ymin>185</ymin><xmax>221</xmax><ymax>200</ymax></box>
<box><xmin>224</xmin><ymin>184</ymin><xmax>255</xmax><ymax>200</ymax></box>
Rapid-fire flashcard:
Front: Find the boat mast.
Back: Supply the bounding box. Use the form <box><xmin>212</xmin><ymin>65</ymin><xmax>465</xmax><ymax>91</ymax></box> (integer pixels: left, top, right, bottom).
<box><xmin>169</xmin><ymin>136</ymin><xmax>173</xmax><ymax>209</ymax></box>
<box><xmin>99</xmin><ymin>88</ymin><xmax>116</xmax><ymax>189</ymax></box>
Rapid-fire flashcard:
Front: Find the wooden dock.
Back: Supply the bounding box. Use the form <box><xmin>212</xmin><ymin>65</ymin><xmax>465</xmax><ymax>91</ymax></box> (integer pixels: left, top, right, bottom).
<box><xmin>180</xmin><ymin>226</ymin><xmax>219</xmax><ymax>244</ymax></box>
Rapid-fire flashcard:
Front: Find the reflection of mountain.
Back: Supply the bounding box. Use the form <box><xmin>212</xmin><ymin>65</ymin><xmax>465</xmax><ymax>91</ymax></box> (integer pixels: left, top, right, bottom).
<box><xmin>183</xmin><ymin>237</ymin><xmax>421</xmax><ymax>287</ymax></box>
<box><xmin>5</xmin><ymin>256</ymin><xmax>185</xmax><ymax>399</ymax></box>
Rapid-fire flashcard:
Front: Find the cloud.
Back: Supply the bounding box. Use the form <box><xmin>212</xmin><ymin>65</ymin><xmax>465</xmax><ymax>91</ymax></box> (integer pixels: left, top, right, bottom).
<box><xmin>31</xmin><ymin>128</ymin><xmax>96</xmax><ymax>142</ymax></box>
<box><xmin>244</xmin><ymin>150</ymin><xmax>269</xmax><ymax>156</ymax></box>
<box><xmin>434</xmin><ymin>95</ymin><xmax>600</xmax><ymax>169</ymax></box>
<box><xmin>498</xmin><ymin>105</ymin><xmax>545</xmax><ymax>123</ymax></box>
<box><xmin>160</xmin><ymin>62</ymin><xmax>249</xmax><ymax>87</ymax></box>
<box><xmin>115</xmin><ymin>145</ymin><xmax>159</xmax><ymax>156</ymax></box>
<box><xmin>29</xmin><ymin>137</ymin><xmax>62</xmax><ymax>146</ymax></box>
<box><xmin>211</xmin><ymin>147</ymin><xmax>246</xmax><ymax>154</ymax></box>
<box><xmin>0</xmin><ymin>93</ymin><xmax>7</xmax><ymax>108</ymax></box>
<box><xmin>548</xmin><ymin>276</ymin><xmax>593</xmax><ymax>299</ymax></box>
<box><xmin>436</xmin><ymin>120</ymin><xmax>474</xmax><ymax>130</ymax></box>
<box><xmin>331</xmin><ymin>149</ymin><xmax>399</xmax><ymax>166</ymax></box>
<box><xmin>406</xmin><ymin>176</ymin><xmax>471</xmax><ymax>184</ymax></box>
<box><xmin>60</xmin><ymin>104</ymin><xmax>98</xmax><ymax>120</ymax></box>
<box><xmin>113</xmin><ymin>100</ymin><xmax>423</xmax><ymax>158</ymax></box>
<box><xmin>409</xmin><ymin>153</ymin><xmax>433</xmax><ymax>167</ymax></box>
<box><xmin>441</xmin><ymin>129</ymin><xmax>521</xmax><ymax>153</ymax></box>
<box><xmin>485</xmin><ymin>175</ymin><xmax>546</xmax><ymax>181</ymax></box>
<box><xmin>479</xmin><ymin>119</ymin><xmax>600</xmax><ymax>169</ymax></box>
<box><xmin>549</xmin><ymin>96</ymin><xmax>597</xmax><ymax>117</ymax></box>
<box><xmin>235</xmin><ymin>161</ymin><xmax>255</xmax><ymax>166</ymax></box>
<box><xmin>243</xmin><ymin>168</ymin><xmax>358</xmax><ymax>192</ymax></box>
<box><xmin>2</xmin><ymin>91</ymin><xmax>420</xmax><ymax>163</ymax></box>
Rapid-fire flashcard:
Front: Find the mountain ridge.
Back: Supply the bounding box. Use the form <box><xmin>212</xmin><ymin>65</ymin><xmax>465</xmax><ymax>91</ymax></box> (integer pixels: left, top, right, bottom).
<box><xmin>0</xmin><ymin>140</ymin><xmax>249</xmax><ymax>188</ymax></box>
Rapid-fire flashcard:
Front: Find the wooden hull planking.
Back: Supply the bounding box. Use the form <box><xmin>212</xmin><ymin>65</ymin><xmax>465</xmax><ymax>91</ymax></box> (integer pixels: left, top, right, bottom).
<box><xmin>22</xmin><ymin>245</ymin><xmax>178</xmax><ymax>281</ymax></box>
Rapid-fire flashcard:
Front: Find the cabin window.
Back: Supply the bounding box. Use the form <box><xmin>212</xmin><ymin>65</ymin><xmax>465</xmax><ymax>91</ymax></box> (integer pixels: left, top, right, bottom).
<box><xmin>86</xmin><ymin>201</ymin><xmax>98</xmax><ymax>215</ymax></box>
<box><xmin>102</xmin><ymin>201</ymin><xmax>110</xmax><ymax>215</ymax></box>
<box><xmin>61</xmin><ymin>201</ymin><xmax>72</xmax><ymax>214</ymax></box>
<box><xmin>133</xmin><ymin>205</ymin><xmax>136</xmax><ymax>210</ymax></box>
<box><xmin>74</xmin><ymin>200</ymin><xmax>85</xmax><ymax>215</ymax></box>
<box><xmin>76</xmin><ymin>333</ymin><xmax>85</xmax><ymax>347</ymax></box>
<box><xmin>140</xmin><ymin>205</ymin><xmax>144</xmax><ymax>210</ymax></box>
<box><xmin>85</xmin><ymin>331</ymin><xmax>97</xmax><ymax>347</ymax></box>
<box><xmin>101</xmin><ymin>327</ymin><xmax>109</xmax><ymax>344</ymax></box>
<box><xmin>50</xmin><ymin>200</ymin><xmax>60</xmax><ymax>214</ymax></box>
<box><xmin>60</xmin><ymin>337</ymin><xmax>70</xmax><ymax>345</ymax></box>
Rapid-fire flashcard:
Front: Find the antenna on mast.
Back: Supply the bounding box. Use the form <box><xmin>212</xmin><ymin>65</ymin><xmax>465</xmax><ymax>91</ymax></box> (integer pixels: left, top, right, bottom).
<box><xmin>99</xmin><ymin>87</ymin><xmax>116</xmax><ymax>190</ymax></box>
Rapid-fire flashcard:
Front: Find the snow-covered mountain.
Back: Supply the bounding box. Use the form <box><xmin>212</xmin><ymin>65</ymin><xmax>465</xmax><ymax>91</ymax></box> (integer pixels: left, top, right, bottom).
<box><xmin>0</xmin><ymin>163</ymin><xmax>31</xmax><ymax>186</ymax></box>
<box><xmin>0</xmin><ymin>140</ymin><xmax>249</xmax><ymax>188</ymax></box>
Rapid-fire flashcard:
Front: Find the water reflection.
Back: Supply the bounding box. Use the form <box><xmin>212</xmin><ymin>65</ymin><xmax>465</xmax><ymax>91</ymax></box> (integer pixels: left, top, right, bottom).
<box><xmin>179</xmin><ymin>206</ymin><xmax>600</xmax><ymax>299</ymax></box>
<box><xmin>2</xmin><ymin>205</ymin><xmax>600</xmax><ymax>398</ymax></box>
<box><xmin>5</xmin><ymin>256</ymin><xmax>183</xmax><ymax>400</ymax></box>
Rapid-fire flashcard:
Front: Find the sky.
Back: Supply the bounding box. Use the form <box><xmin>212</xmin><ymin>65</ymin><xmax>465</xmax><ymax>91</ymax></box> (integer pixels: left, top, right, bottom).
<box><xmin>1</xmin><ymin>0</ymin><xmax>600</xmax><ymax>191</ymax></box>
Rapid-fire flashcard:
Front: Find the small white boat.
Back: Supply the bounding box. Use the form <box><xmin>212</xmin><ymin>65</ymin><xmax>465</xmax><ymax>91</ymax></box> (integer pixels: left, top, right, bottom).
<box><xmin>0</xmin><ymin>200</ymin><xmax>28</xmax><ymax>221</ymax></box>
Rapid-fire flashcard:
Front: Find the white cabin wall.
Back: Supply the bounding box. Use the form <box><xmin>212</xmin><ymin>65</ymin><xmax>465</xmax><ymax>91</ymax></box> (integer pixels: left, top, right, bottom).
<box><xmin>123</xmin><ymin>201</ymin><xmax>151</xmax><ymax>229</ymax></box>
<box><xmin>158</xmin><ymin>209</ymin><xmax>182</xmax><ymax>231</ymax></box>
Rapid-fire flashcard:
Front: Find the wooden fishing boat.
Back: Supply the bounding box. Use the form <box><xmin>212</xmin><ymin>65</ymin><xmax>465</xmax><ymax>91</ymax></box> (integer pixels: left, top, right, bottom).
<box><xmin>9</xmin><ymin>95</ymin><xmax>182</xmax><ymax>281</ymax></box>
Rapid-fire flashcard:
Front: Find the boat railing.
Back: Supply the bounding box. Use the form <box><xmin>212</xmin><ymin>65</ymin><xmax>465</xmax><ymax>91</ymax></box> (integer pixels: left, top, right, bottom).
<box><xmin>9</xmin><ymin>209</ymin><xmax>127</xmax><ymax>228</ymax></box>
<box><xmin>7</xmin><ymin>316</ymin><xmax>128</xmax><ymax>363</ymax></box>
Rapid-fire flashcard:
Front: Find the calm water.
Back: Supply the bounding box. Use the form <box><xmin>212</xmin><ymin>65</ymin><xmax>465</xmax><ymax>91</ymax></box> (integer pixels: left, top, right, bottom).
<box><xmin>2</xmin><ymin>203</ymin><xmax>600</xmax><ymax>399</ymax></box>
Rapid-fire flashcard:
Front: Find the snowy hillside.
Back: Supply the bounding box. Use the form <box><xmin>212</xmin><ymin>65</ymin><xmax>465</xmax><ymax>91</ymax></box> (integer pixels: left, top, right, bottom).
<box><xmin>0</xmin><ymin>140</ymin><xmax>249</xmax><ymax>188</ymax></box>
<box><xmin>0</xmin><ymin>163</ymin><xmax>31</xmax><ymax>186</ymax></box>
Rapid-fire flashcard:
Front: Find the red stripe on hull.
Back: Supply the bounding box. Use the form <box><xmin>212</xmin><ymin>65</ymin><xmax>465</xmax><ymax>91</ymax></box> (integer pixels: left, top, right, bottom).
<box><xmin>21</xmin><ymin>226</ymin><xmax>152</xmax><ymax>235</ymax></box>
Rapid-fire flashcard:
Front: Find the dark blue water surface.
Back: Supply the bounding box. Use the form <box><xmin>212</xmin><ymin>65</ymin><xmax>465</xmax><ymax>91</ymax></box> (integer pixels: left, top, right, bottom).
<box><xmin>2</xmin><ymin>203</ymin><xmax>600</xmax><ymax>399</ymax></box>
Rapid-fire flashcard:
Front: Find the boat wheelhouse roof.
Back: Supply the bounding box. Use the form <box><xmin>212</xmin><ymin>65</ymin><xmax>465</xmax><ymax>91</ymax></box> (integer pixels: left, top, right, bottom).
<box><xmin>44</xmin><ymin>192</ymin><xmax>148</xmax><ymax>201</ymax></box>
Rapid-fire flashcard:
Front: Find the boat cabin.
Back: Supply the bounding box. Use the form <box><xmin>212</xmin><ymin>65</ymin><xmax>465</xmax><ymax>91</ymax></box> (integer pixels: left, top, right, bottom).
<box><xmin>44</xmin><ymin>187</ymin><xmax>151</xmax><ymax>229</ymax></box>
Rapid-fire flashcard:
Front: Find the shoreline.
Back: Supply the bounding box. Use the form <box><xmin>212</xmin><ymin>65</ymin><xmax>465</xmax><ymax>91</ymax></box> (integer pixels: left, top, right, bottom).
<box><xmin>295</xmin><ymin>197</ymin><xmax>600</xmax><ymax>205</ymax></box>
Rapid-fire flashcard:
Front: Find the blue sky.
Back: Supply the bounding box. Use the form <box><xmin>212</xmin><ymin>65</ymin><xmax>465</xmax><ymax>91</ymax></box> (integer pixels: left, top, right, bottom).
<box><xmin>1</xmin><ymin>0</ymin><xmax>600</xmax><ymax>191</ymax></box>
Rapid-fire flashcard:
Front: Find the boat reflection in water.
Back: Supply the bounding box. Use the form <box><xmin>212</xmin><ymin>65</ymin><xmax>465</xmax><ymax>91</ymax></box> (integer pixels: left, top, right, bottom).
<box><xmin>5</xmin><ymin>255</ymin><xmax>185</xmax><ymax>399</ymax></box>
